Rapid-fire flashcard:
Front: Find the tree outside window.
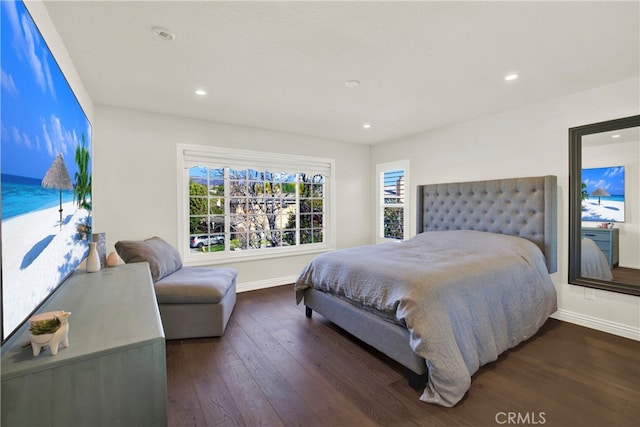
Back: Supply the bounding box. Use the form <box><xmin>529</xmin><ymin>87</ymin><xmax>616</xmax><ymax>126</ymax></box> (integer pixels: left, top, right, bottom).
<box><xmin>188</xmin><ymin>167</ymin><xmax>325</xmax><ymax>253</ymax></box>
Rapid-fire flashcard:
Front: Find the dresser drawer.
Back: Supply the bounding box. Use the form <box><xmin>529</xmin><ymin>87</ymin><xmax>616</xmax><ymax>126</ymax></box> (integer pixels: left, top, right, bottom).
<box><xmin>590</xmin><ymin>239</ymin><xmax>609</xmax><ymax>252</ymax></box>
<box><xmin>581</xmin><ymin>229</ymin><xmax>609</xmax><ymax>243</ymax></box>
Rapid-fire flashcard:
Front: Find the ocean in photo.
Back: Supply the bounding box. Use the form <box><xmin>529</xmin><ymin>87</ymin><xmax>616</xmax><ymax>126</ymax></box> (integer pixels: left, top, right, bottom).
<box><xmin>586</xmin><ymin>195</ymin><xmax>624</xmax><ymax>203</ymax></box>
<box><xmin>1</xmin><ymin>174</ymin><xmax>75</xmax><ymax>220</ymax></box>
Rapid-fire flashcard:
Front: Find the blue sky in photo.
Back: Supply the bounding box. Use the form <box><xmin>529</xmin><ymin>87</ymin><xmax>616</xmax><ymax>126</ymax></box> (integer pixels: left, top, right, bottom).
<box><xmin>1</xmin><ymin>0</ymin><xmax>91</xmax><ymax>181</ymax></box>
<box><xmin>582</xmin><ymin>166</ymin><xmax>625</xmax><ymax>196</ymax></box>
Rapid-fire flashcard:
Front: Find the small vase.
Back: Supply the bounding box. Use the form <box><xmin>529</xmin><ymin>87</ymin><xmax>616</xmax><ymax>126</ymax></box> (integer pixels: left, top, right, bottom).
<box><xmin>87</xmin><ymin>242</ymin><xmax>101</xmax><ymax>273</ymax></box>
<box><xmin>92</xmin><ymin>232</ymin><xmax>107</xmax><ymax>268</ymax></box>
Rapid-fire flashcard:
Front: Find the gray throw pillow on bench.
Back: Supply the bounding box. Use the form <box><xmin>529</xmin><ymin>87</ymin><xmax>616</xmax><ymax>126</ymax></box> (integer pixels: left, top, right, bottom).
<box><xmin>115</xmin><ymin>236</ymin><xmax>182</xmax><ymax>282</ymax></box>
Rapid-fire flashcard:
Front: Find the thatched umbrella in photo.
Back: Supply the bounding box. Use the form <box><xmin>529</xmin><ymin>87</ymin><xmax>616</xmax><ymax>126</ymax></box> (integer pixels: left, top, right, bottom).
<box><xmin>41</xmin><ymin>154</ymin><xmax>73</xmax><ymax>230</ymax></box>
<box><xmin>590</xmin><ymin>187</ymin><xmax>610</xmax><ymax>206</ymax></box>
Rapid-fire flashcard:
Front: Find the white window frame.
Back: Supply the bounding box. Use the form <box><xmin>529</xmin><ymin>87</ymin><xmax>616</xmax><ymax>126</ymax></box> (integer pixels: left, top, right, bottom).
<box><xmin>376</xmin><ymin>160</ymin><xmax>410</xmax><ymax>243</ymax></box>
<box><xmin>177</xmin><ymin>144</ymin><xmax>336</xmax><ymax>265</ymax></box>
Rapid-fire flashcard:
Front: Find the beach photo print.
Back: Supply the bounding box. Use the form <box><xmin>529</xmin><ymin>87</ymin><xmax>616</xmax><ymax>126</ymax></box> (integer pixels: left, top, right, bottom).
<box><xmin>1</xmin><ymin>0</ymin><xmax>92</xmax><ymax>341</ymax></box>
<box><xmin>581</xmin><ymin>166</ymin><xmax>625</xmax><ymax>223</ymax></box>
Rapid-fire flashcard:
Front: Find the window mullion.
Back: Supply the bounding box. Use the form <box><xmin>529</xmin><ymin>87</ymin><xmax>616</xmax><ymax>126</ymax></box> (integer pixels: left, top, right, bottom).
<box><xmin>224</xmin><ymin>166</ymin><xmax>230</xmax><ymax>252</ymax></box>
<box><xmin>296</xmin><ymin>174</ymin><xmax>300</xmax><ymax>246</ymax></box>
<box><xmin>206</xmin><ymin>169</ymin><xmax>212</xmax><ymax>238</ymax></box>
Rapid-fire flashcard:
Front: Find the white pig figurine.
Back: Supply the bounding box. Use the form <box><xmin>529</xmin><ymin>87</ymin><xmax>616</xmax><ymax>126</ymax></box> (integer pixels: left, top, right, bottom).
<box><xmin>29</xmin><ymin>311</ymin><xmax>71</xmax><ymax>356</ymax></box>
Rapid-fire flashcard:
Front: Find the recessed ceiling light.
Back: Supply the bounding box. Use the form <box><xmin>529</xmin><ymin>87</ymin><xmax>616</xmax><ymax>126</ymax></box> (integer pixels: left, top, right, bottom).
<box><xmin>344</xmin><ymin>80</ymin><xmax>360</xmax><ymax>89</ymax></box>
<box><xmin>363</xmin><ymin>123</ymin><xmax>371</xmax><ymax>129</ymax></box>
<box><xmin>195</xmin><ymin>89</ymin><xmax>207</xmax><ymax>96</ymax></box>
<box><xmin>152</xmin><ymin>26</ymin><xmax>176</xmax><ymax>41</ymax></box>
<box><xmin>611</xmin><ymin>134</ymin><xmax>621</xmax><ymax>138</ymax></box>
<box><xmin>504</xmin><ymin>73</ymin><xmax>520</xmax><ymax>81</ymax></box>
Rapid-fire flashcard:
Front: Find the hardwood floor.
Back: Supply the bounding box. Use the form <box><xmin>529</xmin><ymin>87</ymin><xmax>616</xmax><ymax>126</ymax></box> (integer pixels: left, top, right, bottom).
<box><xmin>166</xmin><ymin>285</ymin><xmax>640</xmax><ymax>427</ymax></box>
<box><xmin>612</xmin><ymin>266</ymin><xmax>640</xmax><ymax>286</ymax></box>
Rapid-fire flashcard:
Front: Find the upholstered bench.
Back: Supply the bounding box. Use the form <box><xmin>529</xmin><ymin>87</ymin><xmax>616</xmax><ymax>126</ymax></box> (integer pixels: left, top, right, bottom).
<box><xmin>115</xmin><ymin>237</ymin><xmax>237</xmax><ymax>339</ymax></box>
<box><xmin>154</xmin><ymin>266</ymin><xmax>237</xmax><ymax>339</ymax></box>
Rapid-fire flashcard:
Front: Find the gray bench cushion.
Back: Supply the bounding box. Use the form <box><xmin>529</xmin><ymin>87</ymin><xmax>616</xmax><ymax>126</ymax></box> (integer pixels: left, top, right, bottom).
<box><xmin>154</xmin><ymin>266</ymin><xmax>237</xmax><ymax>304</ymax></box>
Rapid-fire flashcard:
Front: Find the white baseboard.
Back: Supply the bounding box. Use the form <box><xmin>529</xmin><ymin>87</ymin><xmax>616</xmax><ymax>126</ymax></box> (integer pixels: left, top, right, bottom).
<box><xmin>236</xmin><ymin>275</ymin><xmax>298</xmax><ymax>293</ymax></box>
<box><xmin>551</xmin><ymin>309</ymin><xmax>640</xmax><ymax>341</ymax></box>
<box><xmin>618</xmin><ymin>263</ymin><xmax>640</xmax><ymax>269</ymax></box>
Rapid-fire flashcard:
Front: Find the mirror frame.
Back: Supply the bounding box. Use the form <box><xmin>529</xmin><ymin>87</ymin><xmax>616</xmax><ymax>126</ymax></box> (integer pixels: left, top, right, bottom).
<box><xmin>569</xmin><ymin>114</ymin><xmax>640</xmax><ymax>296</ymax></box>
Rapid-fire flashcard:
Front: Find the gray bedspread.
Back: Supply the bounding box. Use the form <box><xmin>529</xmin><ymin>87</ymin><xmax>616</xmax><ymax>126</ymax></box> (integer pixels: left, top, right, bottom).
<box><xmin>295</xmin><ymin>230</ymin><xmax>557</xmax><ymax>407</ymax></box>
<box><xmin>581</xmin><ymin>238</ymin><xmax>613</xmax><ymax>280</ymax></box>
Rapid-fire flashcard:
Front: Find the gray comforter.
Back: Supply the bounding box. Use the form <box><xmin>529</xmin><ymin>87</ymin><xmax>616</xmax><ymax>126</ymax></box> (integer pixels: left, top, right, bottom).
<box><xmin>581</xmin><ymin>237</ymin><xmax>613</xmax><ymax>280</ymax></box>
<box><xmin>295</xmin><ymin>230</ymin><xmax>557</xmax><ymax>407</ymax></box>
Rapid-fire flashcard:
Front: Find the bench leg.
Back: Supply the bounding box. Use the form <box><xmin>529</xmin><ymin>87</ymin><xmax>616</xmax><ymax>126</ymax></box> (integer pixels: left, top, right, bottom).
<box><xmin>305</xmin><ymin>306</ymin><xmax>313</xmax><ymax>318</ymax></box>
<box><xmin>408</xmin><ymin>371</ymin><xmax>428</xmax><ymax>390</ymax></box>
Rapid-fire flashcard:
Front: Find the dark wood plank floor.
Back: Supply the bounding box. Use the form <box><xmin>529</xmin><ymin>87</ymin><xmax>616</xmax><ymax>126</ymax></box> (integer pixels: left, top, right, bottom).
<box><xmin>166</xmin><ymin>285</ymin><xmax>640</xmax><ymax>427</ymax></box>
<box><xmin>612</xmin><ymin>266</ymin><xmax>640</xmax><ymax>286</ymax></box>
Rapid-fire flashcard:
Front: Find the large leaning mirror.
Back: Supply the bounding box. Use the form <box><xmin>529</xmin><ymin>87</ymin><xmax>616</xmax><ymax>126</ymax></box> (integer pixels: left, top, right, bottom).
<box><xmin>569</xmin><ymin>115</ymin><xmax>640</xmax><ymax>296</ymax></box>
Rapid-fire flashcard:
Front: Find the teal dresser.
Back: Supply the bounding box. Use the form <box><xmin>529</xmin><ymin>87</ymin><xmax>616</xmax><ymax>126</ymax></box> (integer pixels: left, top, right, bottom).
<box><xmin>1</xmin><ymin>263</ymin><xmax>167</xmax><ymax>426</ymax></box>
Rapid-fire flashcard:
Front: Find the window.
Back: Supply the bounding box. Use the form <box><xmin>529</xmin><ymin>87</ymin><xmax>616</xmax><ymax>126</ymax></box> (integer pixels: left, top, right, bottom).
<box><xmin>178</xmin><ymin>145</ymin><xmax>335</xmax><ymax>263</ymax></box>
<box><xmin>376</xmin><ymin>160</ymin><xmax>409</xmax><ymax>242</ymax></box>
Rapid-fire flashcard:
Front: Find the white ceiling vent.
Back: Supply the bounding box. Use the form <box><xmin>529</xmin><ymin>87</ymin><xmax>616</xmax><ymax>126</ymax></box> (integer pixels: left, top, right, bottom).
<box><xmin>152</xmin><ymin>27</ymin><xmax>176</xmax><ymax>41</ymax></box>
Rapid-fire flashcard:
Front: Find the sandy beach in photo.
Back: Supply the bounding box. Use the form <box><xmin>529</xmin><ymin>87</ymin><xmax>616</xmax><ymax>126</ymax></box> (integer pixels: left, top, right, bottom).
<box><xmin>2</xmin><ymin>202</ymin><xmax>89</xmax><ymax>335</ymax></box>
<box><xmin>582</xmin><ymin>198</ymin><xmax>624</xmax><ymax>222</ymax></box>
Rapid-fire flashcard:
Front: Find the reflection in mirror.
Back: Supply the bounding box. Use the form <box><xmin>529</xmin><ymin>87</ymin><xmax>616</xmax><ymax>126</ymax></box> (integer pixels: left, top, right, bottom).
<box><xmin>569</xmin><ymin>115</ymin><xmax>640</xmax><ymax>296</ymax></box>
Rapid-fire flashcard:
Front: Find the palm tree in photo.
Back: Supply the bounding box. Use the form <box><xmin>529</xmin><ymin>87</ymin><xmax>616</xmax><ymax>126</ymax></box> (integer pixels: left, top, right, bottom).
<box><xmin>581</xmin><ymin>182</ymin><xmax>589</xmax><ymax>209</ymax></box>
<box><xmin>74</xmin><ymin>133</ymin><xmax>92</xmax><ymax>211</ymax></box>
<box><xmin>74</xmin><ymin>134</ymin><xmax>92</xmax><ymax>238</ymax></box>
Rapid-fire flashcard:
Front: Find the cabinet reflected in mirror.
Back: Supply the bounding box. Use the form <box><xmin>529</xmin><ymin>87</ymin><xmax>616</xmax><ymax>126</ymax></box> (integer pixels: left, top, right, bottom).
<box><xmin>569</xmin><ymin>115</ymin><xmax>640</xmax><ymax>295</ymax></box>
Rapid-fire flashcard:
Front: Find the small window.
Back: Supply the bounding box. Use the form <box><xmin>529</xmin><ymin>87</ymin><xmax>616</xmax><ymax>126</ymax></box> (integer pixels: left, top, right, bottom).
<box><xmin>376</xmin><ymin>160</ymin><xmax>409</xmax><ymax>242</ymax></box>
<box><xmin>179</xmin><ymin>145</ymin><xmax>335</xmax><ymax>263</ymax></box>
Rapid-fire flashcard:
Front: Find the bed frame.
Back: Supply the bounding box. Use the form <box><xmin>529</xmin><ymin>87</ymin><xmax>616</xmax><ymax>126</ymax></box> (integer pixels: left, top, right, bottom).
<box><xmin>303</xmin><ymin>175</ymin><xmax>557</xmax><ymax>388</ymax></box>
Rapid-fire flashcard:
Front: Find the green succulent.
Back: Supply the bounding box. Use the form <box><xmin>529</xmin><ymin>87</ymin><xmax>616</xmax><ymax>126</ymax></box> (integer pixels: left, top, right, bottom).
<box><xmin>30</xmin><ymin>318</ymin><xmax>61</xmax><ymax>335</ymax></box>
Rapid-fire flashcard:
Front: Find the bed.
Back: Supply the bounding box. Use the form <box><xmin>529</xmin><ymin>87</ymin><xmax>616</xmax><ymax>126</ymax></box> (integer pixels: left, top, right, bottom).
<box><xmin>295</xmin><ymin>175</ymin><xmax>558</xmax><ymax>407</ymax></box>
<box><xmin>581</xmin><ymin>237</ymin><xmax>613</xmax><ymax>280</ymax></box>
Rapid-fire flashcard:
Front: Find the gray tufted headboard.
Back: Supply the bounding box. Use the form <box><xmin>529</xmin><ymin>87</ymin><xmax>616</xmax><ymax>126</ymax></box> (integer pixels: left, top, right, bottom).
<box><xmin>416</xmin><ymin>175</ymin><xmax>557</xmax><ymax>273</ymax></box>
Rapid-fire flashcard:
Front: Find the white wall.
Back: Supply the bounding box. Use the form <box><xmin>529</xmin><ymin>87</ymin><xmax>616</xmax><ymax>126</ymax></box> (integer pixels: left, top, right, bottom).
<box><xmin>93</xmin><ymin>106</ymin><xmax>370</xmax><ymax>290</ymax></box>
<box><xmin>583</xmin><ymin>141</ymin><xmax>639</xmax><ymax>268</ymax></box>
<box><xmin>371</xmin><ymin>77</ymin><xmax>640</xmax><ymax>339</ymax></box>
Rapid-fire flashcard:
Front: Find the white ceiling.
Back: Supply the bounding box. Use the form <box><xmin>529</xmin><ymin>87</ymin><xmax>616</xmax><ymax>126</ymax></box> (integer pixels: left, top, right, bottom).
<box><xmin>43</xmin><ymin>0</ymin><xmax>639</xmax><ymax>145</ymax></box>
<box><xmin>583</xmin><ymin>126</ymin><xmax>640</xmax><ymax>147</ymax></box>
